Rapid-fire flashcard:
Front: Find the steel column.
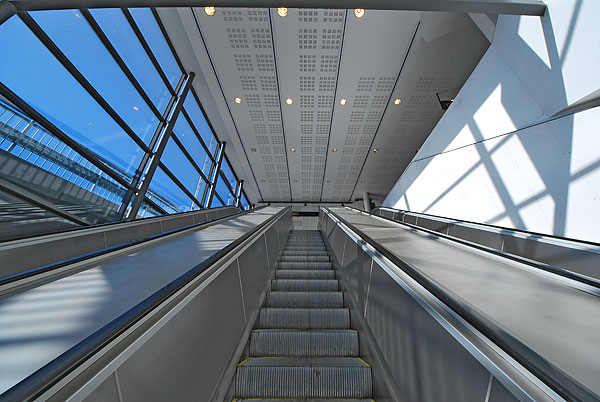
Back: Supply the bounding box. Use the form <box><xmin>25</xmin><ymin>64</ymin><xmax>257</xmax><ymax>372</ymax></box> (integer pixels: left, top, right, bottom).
<box><xmin>126</xmin><ymin>72</ymin><xmax>195</xmax><ymax>220</ymax></box>
<box><xmin>235</xmin><ymin>179</ymin><xmax>244</xmax><ymax>209</ymax></box>
<box><xmin>205</xmin><ymin>141</ymin><xmax>225</xmax><ymax>208</ymax></box>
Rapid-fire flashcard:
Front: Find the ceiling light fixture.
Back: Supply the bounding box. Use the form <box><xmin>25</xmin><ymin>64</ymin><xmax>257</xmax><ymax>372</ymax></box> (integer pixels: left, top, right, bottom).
<box><xmin>332</xmin><ymin>148</ymin><xmax>337</xmax><ymax>153</ymax></box>
<box><xmin>250</xmin><ymin>147</ymin><xmax>257</xmax><ymax>152</ymax></box>
<box><xmin>234</xmin><ymin>97</ymin><xmax>242</xmax><ymax>104</ymax></box>
<box><xmin>277</xmin><ymin>7</ymin><xmax>288</xmax><ymax>17</ymax></box>
<box><xmin>354</xmin><ymin>8</ymin><xmax>365</xmax><ymax>18</ymax></box>
<box><xmin>293</xmin><ymin>179</ymin><xmax>298</xmax><ymax>183</ymax></box>
<box><xmin>340</xmin><ymin>98</ymin><xmax>347</xmax><ymax>106</ymax></box>
<box><xmin>373</xmin><ymin>148</ymin><xmax>379</xmax><ymax>153</ymax></box>
<box><xmin>290</xmin><ymin>148</ymin><xmax>296</xmax><ymax>152</ymax></box>
<box><xmin>394</xmin><ymin>98</ymin><xmax>402</xmax><ymax>105</ymax></box>
<box><xmin>260</xmin><ymin>179</ymin><xmax>266</xmax><ymax>182</ymax></box>
<box><xmin>285</xmin><ymin>98</ymin><xmax>293</xmax><ymax>105</ymax></box>
<box><xmin>360</xmin><ymin>180</ymin><xmax>366</xmax><ymax>183</ymax></box>
<box><xmin>204</xmin><ymin>6</ymin><xmax>216</xmax><ymax>16</ymax></box>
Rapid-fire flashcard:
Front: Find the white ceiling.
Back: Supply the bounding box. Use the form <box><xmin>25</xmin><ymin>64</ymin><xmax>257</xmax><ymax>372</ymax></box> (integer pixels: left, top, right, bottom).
<box><xmin>159</xmin><ymin>7</ymin><xmax>490</xmax><ymax>204</ymax></box>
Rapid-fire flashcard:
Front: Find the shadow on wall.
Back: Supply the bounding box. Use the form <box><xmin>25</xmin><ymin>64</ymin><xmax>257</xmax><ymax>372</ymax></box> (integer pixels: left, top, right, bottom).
<box><xmin>385</xmin><ymin>0</ymin><xmax>600</xmax><ymax>242</ymax></box>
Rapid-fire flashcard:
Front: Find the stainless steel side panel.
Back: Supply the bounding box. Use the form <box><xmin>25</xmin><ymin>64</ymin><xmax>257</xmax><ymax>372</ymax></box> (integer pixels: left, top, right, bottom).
<box><xmin>116</xmin><ymin>260</ymin><xmax>245</xmax><ymax>401</ymax></box>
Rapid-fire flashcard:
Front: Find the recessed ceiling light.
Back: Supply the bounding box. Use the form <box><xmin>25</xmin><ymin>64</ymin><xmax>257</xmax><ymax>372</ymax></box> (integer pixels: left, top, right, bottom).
<box><xmin>331</xmin><ymin>148</ymin><xmax>337</xmax><ymax>153</ymax></box>
<box><xmin>394</xmin><ymin>98</ymin><xmax>402</xmax><ymax>105</ymax></box>
<box><xmin>360</xmin><ymin>180</ymin><xmax>366</xmax><ymax>183</ymax></box>
<box><xmin>285</xmin><ymin>98</ymin><xmax>293</xmax><ymax>105</ymax></box>
<box><xmin>204</xmin><ymin>6</ymin><xmax>216</xmax><ymax>16</ymax></box>
<box><xmin>340</xmin><ymin>98</ymin><xmax>347</xmax><ymax>106</ymax></box>
<box><xmin>234</xmin><ymin>97</ymin><xmax>242</xmax><ymax>104</ymax></box>
<box><xmin>326</xmin><ymin>180</ymin><xmax>331</xmax><ymax>183</ymax></box>
<box><xmin>260</xmin><ymin>179</ymin><xmax>266</xmax><ymax>182</ymax></box>
<box><xmin>373</xmin><ymin>148</ymin><xmax>379</xmax><ymax>153</ymax></box>
<box><xmin>354</xmin><ymin>8</ymin><xmax>365</xmax><ymax>18</ymax></box>
<box><xmin>250</xmin><ymin>147</ymin><xmax>257</xmax><ymax>152</ymax></box>
<box><xmin>293</xmin><ymin>179</ymin><xmax>298</xmax><ymax>183</ymax></box>
<box><xmin>290</xmin><ymin>148</ymin><xmax>296</xmax><ymax>152</ymax></box>
<box><xmin>277</xmin><ymin>7</ymin><xmax>288</xmax><ymax>17</ymax></box>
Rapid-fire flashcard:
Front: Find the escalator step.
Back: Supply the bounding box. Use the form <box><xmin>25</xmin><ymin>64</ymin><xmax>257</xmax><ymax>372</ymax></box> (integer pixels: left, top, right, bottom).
<box><xmin>265</xmin><ymin>291</ymin><xmax>343</xmax><ymax>308</ymax></box>
<box><xmin>277</xmin><ymin>262</ymin><xmax>333</xmax><ymax>270</ymax></box>
<box><xmin>272</xmin><ymin>279</ymin><xmax>338</xmax><ymax>292</ymax></box>
<box><xmin>282</xmin><ymin>250</ymin><xmax>329</xmax><ymax>256</ymax></box>
<box><xmin>275</xmin><ymin>270</ymin><xmax>336</xmax><ymax>279</ymax></box>
<box><xmin>259</xmin><ymin>308</ymin><xmax>350</xmax><ymax>329</ymax></box>
<box><xmin>279</xmin><ymin>255</ymin><xmax>330</xmax><ymax>262</ymax></box>
<box><xmin>235</xmin><ymin>399</ymin><xmax>374</xmax><ymax>402</ymax></box>
<box><xmin>250</xmin><ymin>329</ymin><xmax>359</xmax><ymax>356</ymax></box>
<box><xmin>236</xmin><ymin>357</ymin><xmax>372</xmax><ymax>398</ymax></box>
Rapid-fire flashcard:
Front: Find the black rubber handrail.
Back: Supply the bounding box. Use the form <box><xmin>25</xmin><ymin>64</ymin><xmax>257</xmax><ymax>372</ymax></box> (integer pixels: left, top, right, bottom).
<box><xmin>372</xmin><ymin>206</ymin><xmax>600</xmax><ymax>248</ymax></box>
<box><xmin>0</xmin><ymin>205</ymin><xmax>289</xmax><ymax>402</ymax></box>
<box><xmin>324</xmin><ymin>207</ymin><xmax>598</xmax><ymax>402</ymax></box>
<box><xmin>0</xmin><ymin>206</ymin><xmax>263</xmax><ymax>288</ymax></box>
<box><xmin>347</xmin><ymin>206</ymin><xmax>600</xmax><ymax>290</ymax></box>
<box><xmin>0</xmin><ymin>205</ymin><xmax>241</xmax><ymax>244</ymax></box>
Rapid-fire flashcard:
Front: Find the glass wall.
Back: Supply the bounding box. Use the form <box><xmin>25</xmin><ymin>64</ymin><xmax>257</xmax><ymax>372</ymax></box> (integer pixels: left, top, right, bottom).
<box><xmin>0</xmin><ymin>8</ymin><xmax>250</xmax><ymax>239</ymax></box>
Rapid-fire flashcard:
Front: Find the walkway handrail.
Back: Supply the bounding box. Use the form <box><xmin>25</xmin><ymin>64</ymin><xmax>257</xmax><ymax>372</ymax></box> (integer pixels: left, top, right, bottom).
<box><xmin>322</xmin><ymin>206</ymin><xmax>598</xmax><ymax>402</ymax></box>
<box><xmin>1</xmin><ymin>205</ymin><xmax>289</xmax><ymax>402</ymax></box>
<box><xmin>354</xmin><ymin>206</ymin><xmax>600</xmax><ymax>289</ymax></box>
<box><xmin>0</xmin><ymin>206</ymin><xmax>259</xmax><ymax>288</ymax></box>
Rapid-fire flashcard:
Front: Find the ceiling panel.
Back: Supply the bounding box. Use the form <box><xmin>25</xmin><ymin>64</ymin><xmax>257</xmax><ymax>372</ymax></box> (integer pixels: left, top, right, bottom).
<box><xmin>272</xmin><ymin>8</ymin><xmax>346</xmax><ymax>202</ymax></box>
<box><xmin>320</xmin><ymin>10</ymin><xmax>421</xmax><ymax>202</ymax></box>
<box><xmin>169</xmin><ymin>7</ymin><xmax>490</xmax><ymax>204</ymax></box>
<box><xmin>193</xmin><ymin>7</ymin><xmax>292</xmax><ymax>201</ymax></box>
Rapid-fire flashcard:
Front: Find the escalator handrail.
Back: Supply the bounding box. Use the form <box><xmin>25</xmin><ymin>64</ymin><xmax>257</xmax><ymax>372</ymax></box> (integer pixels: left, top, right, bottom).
<box><xmin>322</xmin><ymin>206</ymin><xmax>598</xmax><ymax>402</ymax></box>
<box><xmin>346</xmin><ymin>206</ymin><xmax>600</xmax><ymax>289</ymax></box>
<box><xmin>0</xmin><ymin>205</ymin><xmax>241</xmax><ymax>244</ymax></box>
<box><xmin>1</xmin><ymin>205</ymin><xmax>289</xmax><ymax>402</ymax></box>
<box><xmin>0</xmin><ymin>206</ymin><xmax>262</xmax><ymax>287</ymax></box>
<box><xmin>372</xmin><ymin>205</ymin><xmax>600</xmax><ymax>248</ymax></box>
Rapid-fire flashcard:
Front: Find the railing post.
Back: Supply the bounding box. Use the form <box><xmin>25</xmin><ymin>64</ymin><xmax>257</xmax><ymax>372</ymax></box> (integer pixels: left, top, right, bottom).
<box><xmin>235</xmin><ymin>180</ymin><xmax>244</xmax><ymax>209</ymax></box>
<box><xmin>125</xmin><ymin>72</ymin><xmax>194</xmax><ymax>220</ymax></box>
<box><xmin>204</xmin><ymin>141</ymin><xmax>225</xmax><ymax>208</ymax></box>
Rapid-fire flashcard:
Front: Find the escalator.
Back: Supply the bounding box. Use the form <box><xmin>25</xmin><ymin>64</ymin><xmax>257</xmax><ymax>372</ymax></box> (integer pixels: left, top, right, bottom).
<box><xmin>235</xmin><ymin>230</ymin><xmax>373</xmax><ymax>400</ymax></box>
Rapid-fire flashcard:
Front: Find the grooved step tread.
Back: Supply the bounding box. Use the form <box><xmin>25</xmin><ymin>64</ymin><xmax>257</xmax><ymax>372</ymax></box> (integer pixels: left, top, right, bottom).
<box><xmin>275</xmin><ymin>270</ymin><xmax>336</xmax><ymax>279</ymax></box>
<box><xmin>265</xmin><ymin>291</ymin><xmax>343</xmax><ymax>308</ymax></box>
<box><xmin>235</xmin><ymin>399</ymin><xmax>375</xmax><ymax>402</ymax></box>
<box><xmin>250</xmin><ymin>329</ymin><xmax>359</xmax><ymax>357</ymax></box>
<box><xmin>259</xmin><ymin>308</ymin><xmax>350</xmax><ymax>329</ymax></box>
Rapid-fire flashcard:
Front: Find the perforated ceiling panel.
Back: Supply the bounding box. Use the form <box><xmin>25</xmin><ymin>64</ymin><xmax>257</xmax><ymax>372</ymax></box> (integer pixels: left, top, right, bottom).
<box><xmin>193</xmin><ymin>8</ymin><xmax>291</xmax><ymax>201</ymax></box>
<box><xmin>272</xmin><ymin>9</ymin><xmax>345</xmax><ymax>202</ymax></box>
<box><xmin>176</xmin><ymin>8</ymin><xmax>489</xmax><ymax>204</ymax></box>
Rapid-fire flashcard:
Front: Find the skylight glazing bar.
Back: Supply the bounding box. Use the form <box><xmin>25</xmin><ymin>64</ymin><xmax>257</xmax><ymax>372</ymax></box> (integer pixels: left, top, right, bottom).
<box><xmin>205</xmin><ymin>141</ymin><xmax>225</xmax><ymax>208</ymax></box>
<box><xmin>18</xmin><ymin>12</ymin><xmax>152</xmax><ymax>155</ymax></box>
<box><xmin>80</xmin><ymin>8</ymin><xmax>163</xmax><ymax>121</ymax></box>
<box><xmin>121</xmin><ymin>8</ymin><xmax>175</xmax><ymax>97</ymax></box>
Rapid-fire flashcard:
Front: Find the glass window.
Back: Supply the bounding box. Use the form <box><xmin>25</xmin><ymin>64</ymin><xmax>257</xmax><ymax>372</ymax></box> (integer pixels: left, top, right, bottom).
<box><xmin>148</xmin><ymin>167</ymin><xmax>195</xmax><ymax>212</ymax></box>
<box><xmin>183</xmin><ymin>95</ymin><xmax>218</xmax><ymax>154</ymax></box>
<box><xmin>241</xmin><ymin>194</ymin><xmax>250</xmax><ymax>210</ymax></box>
<box><xmin>161</xmin><ymin>138</ymin><xmax>203</xmax><ymax>197</ymax></box>
<box><xmin>210</xmin><ymin>194</ymin><xmax>223</xmax><ymax>208</ymax></box>
<box><xmin>31</xmin><ymin>10</ymin><xmax>159</xmax><ymax>146</ymax></box>
<box><xmin>220</xmin><ymin>158</ymin><xmax>237</xmax><ymax>190</ymax></box>
<box><xmin>90</xmin><ymin>8</ymin><xmax>171</xmax><ymax>113</ymax></box>
<box><xmin>173</xmin><ymin>118</ymin><xmax>212</xmax><ymax>176</ymax></box>
<box><xmin>215</xmin><ymin>175</ymin><xmax>234</xmax><ymax>206</ymax></box>
<box><xmin>129</xmin><ymin>8</ymin><xmax>181</xmax><ymax>89</ymax></box>
<box><xmin>0</xmin><ymin>17</ymin><xmax>143</xmax><ymax>175</ymax></box>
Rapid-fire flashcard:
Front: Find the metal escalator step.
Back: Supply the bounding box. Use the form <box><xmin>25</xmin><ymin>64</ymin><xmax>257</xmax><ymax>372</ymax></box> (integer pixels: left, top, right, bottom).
<box><xmin>235</xmin><ymin>399</ymin><xmax>374</xmax><ymax>402</ymax></box>
<box><xmin>272</xmin><ymin>279</ymin><xmax>338</xmax><ymax>292</ymax></box>
<box><xmin>259</xmin><ymin>308</ymin><xmax>350</xmax><ymax>329</ymax></box>
<box><xmin>277</xmin><ymin>262</ymin><xmax>332</xmax><ymax>270</ymax></box>
<box><xmin>282</xmin><ymin>250</ymin><xmax>329</xmax><ymax>256</ymax></box>
<box><xmin>284</xmin><ymin>247</ymin><xmax>327</xmax><ymax>252</ymax></box>
<box><xmin>250</xmin><ymin>329</ymin><xmax>359</xmax><ymax>356</ymax></box>
<box><xmin>279</xmin><ymin>255</ymin><xmax>330</xmax><ymax>262</ymax></box>
<box><xmin>265</xmin><ymin>291</ymin><xmax>343</xmax><ymax>308</ymax></box>
<box><xmin>236</xmin><ymin>357</ymin><xmax>372</xmax><ymax>398</ymax></box>
<box><xmin>276</xmin><ymin>270</ymin><xmax>336</xmax><ymax>279</ymax></box>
